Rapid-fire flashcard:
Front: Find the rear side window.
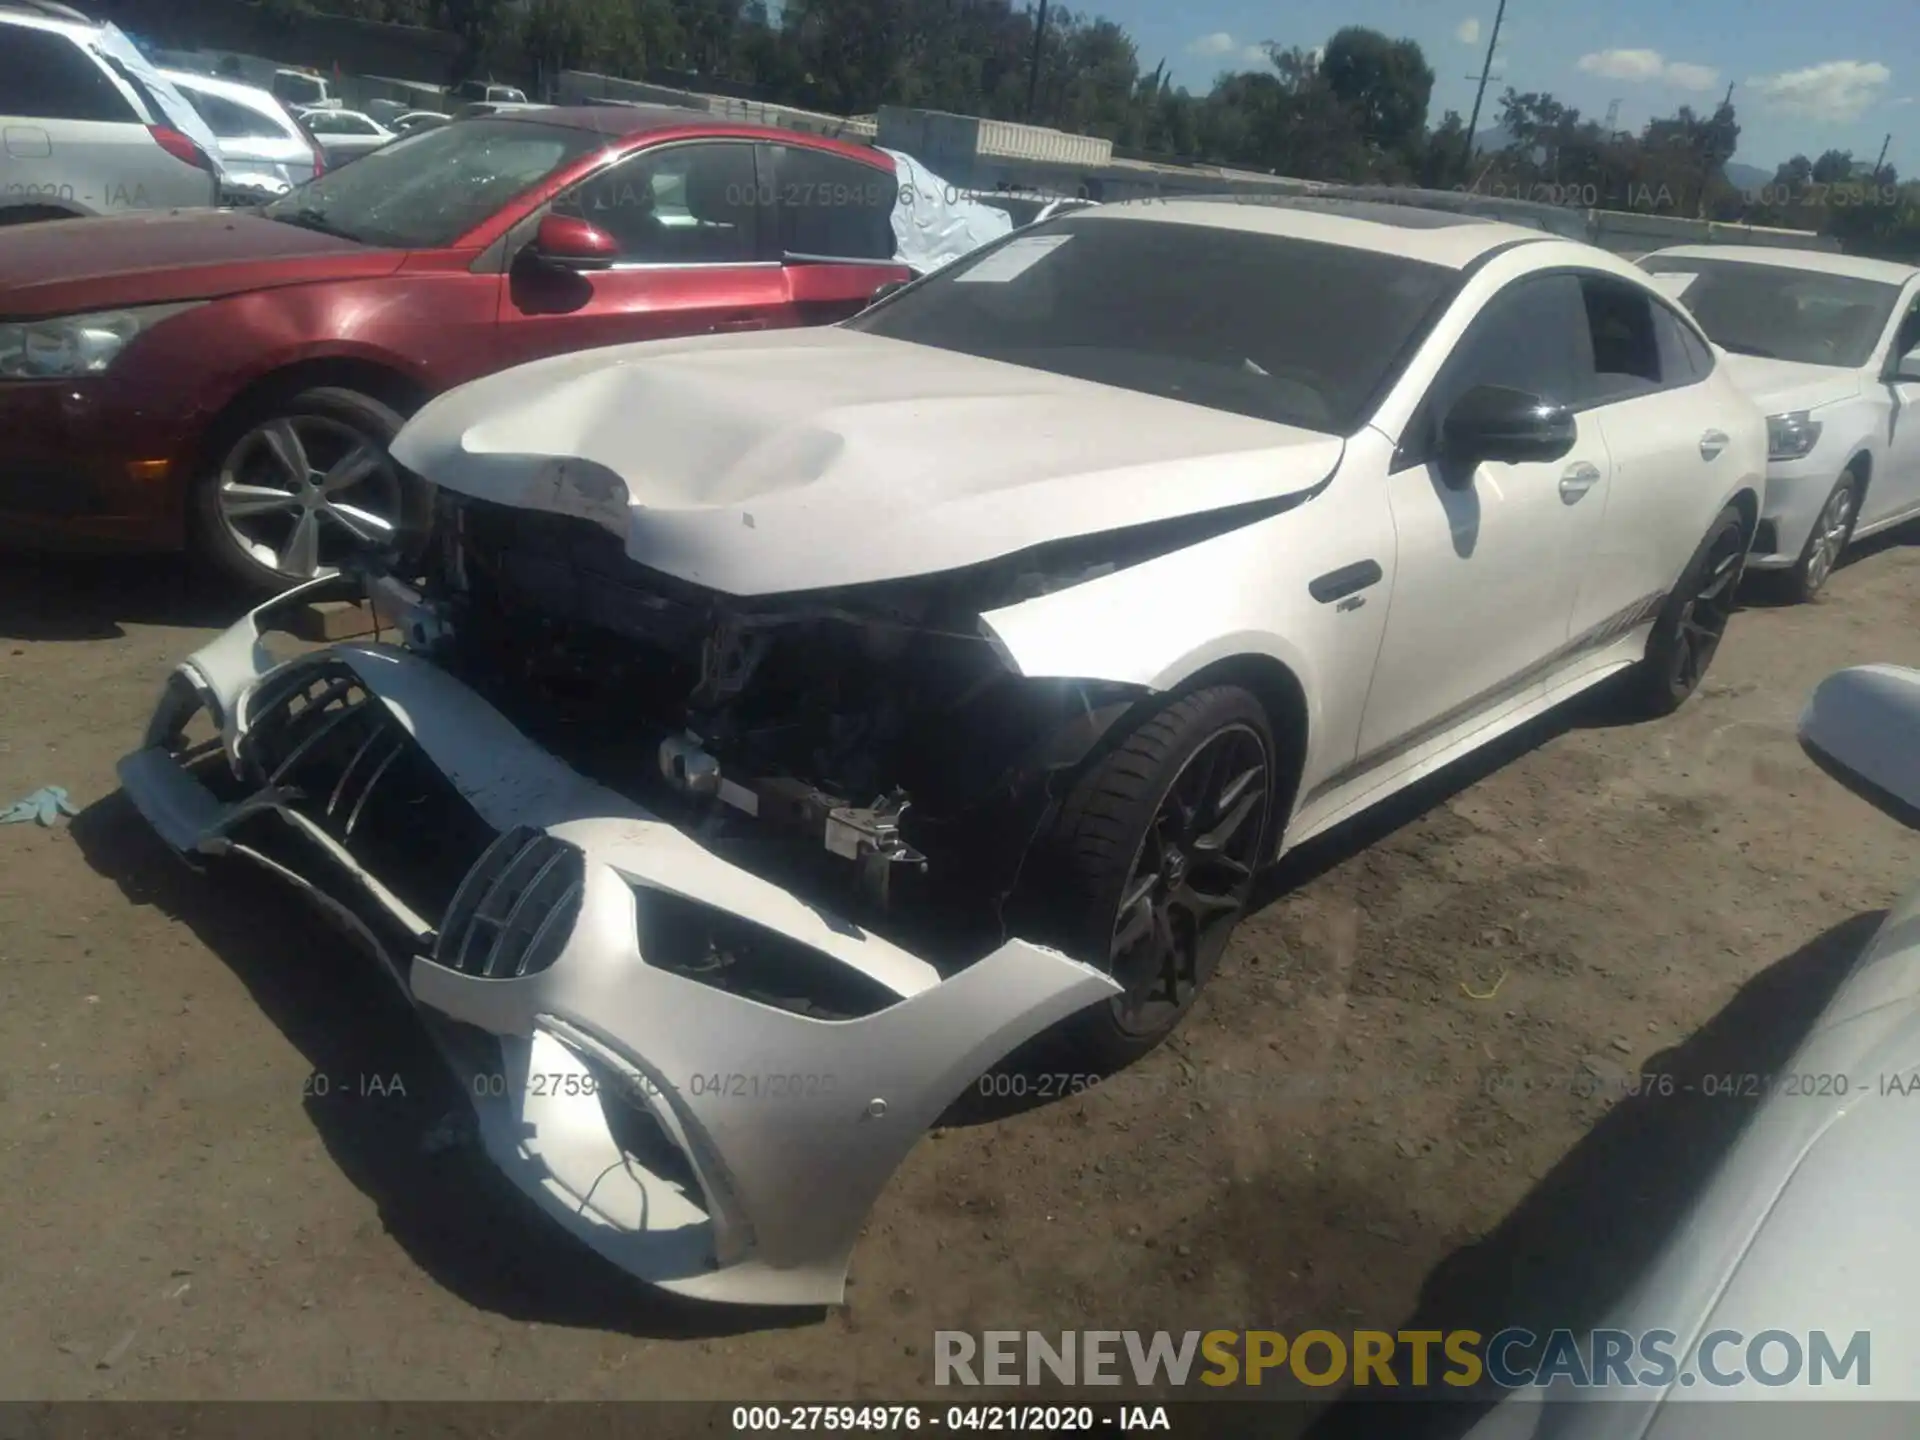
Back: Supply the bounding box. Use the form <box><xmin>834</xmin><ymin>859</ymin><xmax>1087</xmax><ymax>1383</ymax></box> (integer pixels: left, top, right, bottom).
<box><xmin>0</xmin><ymin>28</ymin><xmax>140</xmax><ymax>123</ymax></box>
<box><xmin>767</xmin><ymin>144</ymin><xmax>898</xmax><ymax>261</ymax></box>
<box><xmin>1575</xmin><ymin>276</ymin><xmax>1663</xmax><ymax>404</ymax></box>
<box><xmin>1676</xmin><ymin>313</ymin><xmax>1716</xmax><ymax>377</ymax></box>
<box><xmin>181</xmin><ymin>88</ymin><xmax>289</xmax><ymax>141</ymax></box>
<box><xmin>1648</xmin><ymin>301</ymin><xmax>1707</xmax><ymax>386</ymax></box>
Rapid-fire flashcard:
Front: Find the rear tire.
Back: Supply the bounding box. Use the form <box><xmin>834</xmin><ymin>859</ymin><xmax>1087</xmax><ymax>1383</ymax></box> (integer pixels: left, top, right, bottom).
<box><xmin>190</xmin><ymin>385</ymin><xmax>430</xmax><ymax>596</ymax></box>
<box><xmin>1016</xmin><ymin>685</ymin><xmax>1275</xmax><ymax>1073</ymax></box>
<box><xmin>1619</xmin><ymin>503</ymin><xmax>1747</xmax><ymax>718</ymax></box>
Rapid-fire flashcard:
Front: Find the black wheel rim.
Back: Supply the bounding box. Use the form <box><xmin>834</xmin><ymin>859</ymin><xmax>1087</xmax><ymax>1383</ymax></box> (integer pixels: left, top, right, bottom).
<box><xmin>1107</xmin><ymin>722</ymin><xmax>1270</xmax><ymax>1037</ymax></box>
<box><xmin>1668</xmin><ymin>530</ymin><xmax>1745</xmax><ymax>693</ymax></box>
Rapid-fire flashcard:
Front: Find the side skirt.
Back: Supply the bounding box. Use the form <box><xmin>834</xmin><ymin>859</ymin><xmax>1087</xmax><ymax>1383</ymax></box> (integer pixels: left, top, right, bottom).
<box><xmin>1282</xmin><ymin>612</ymin><xmax>1659</xmax><ymax>854</ymax></box>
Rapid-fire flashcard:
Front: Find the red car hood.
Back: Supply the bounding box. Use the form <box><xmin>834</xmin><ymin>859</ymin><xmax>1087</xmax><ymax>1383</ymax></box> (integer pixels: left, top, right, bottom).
<box><xmin>0</xmin><ymin>209</ymin><xmax>406</xmax><ymax>317</ymax></box>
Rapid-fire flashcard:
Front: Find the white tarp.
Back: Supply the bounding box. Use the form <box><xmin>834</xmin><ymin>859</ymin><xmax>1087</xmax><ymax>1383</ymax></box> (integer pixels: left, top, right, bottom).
<box><xmin>881</xmin><ymin>148</ymin><xmax>1015</xmax><ymax>275</ymax></box>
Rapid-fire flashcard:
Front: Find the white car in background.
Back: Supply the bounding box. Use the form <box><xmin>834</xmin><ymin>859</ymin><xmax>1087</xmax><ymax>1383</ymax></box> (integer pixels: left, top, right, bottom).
<box><xmin>1641</xmin><ymin>246</ymin><xmax>1920</xmax><ymax>601</ymax></box>
<box><xmin>119</xmin><ymin>200</ymin><xmax>1766</xmax><ymax>1307</ymax></box>
<box><xmin>164</xmin><ymin>68</ymin><xmax>326</xmax><ymax>200</ymax></box>
<box><xmin>0</xmin><ymin>1</ymin><xmax>223</xmax><ymax>224</ymax></box>
<box><xmin>389</xmin><ymin>111</ymin><xmax>451</xmax><ymax>136</ymax></box>
<box><xmin>1465</xmin><ymin>663</ymin><xmax>1920</xmax><ymax>1437</ymax></box>
<box><xmin>295</xmin><ymin>106</ymin><xmax>395</xmax><ymax>166</ymax></box>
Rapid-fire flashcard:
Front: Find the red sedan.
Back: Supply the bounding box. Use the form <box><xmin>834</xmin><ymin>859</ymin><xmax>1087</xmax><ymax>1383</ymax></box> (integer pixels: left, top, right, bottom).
<box><xmin>0</xmin><ymin>107</ymin><xmax>910</xmax><ymax>589</ymax></box>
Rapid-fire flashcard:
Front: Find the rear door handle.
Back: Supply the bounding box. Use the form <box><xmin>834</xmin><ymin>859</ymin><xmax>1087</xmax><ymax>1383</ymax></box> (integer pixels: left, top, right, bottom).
<box><xmin>712</xmin><ymin>315</ymin><xmax>771</xmax><ymax>332</ymax></box>
<box><xmin>1699</xmin><ymin>429</ymin><xmax>1729</xmax><ymax>460</ymax></box>
<box><xmin>1558</xmin><ymin>461</ymin><xmax>1602</xmax><ymax>503</ymax></box>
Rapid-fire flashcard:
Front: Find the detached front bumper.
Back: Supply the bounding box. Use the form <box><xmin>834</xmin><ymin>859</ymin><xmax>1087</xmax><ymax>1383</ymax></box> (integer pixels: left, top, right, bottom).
<box><xmin>117</xmin><ymin>577</ymin><xmax>1118</xmax><ymax>1307</ymax></box>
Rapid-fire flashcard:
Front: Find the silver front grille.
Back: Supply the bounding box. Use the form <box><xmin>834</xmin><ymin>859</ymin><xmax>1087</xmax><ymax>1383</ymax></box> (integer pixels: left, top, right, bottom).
<box><xmin>432</xmin><ymin>826</ymin><xmax>585</xmax><ymax>979</ymax></box>
<box><xmin>241</xmin><ymin>661</ymin><xmax>406</xmax><ymax>839</ymax></box>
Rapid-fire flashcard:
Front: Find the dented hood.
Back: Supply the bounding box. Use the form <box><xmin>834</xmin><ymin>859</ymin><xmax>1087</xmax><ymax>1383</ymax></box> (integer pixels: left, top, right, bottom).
<box><xmin>389</xmin><ymin>327</ymin><xmax>1345</xmax><ymax>596</ymax></box>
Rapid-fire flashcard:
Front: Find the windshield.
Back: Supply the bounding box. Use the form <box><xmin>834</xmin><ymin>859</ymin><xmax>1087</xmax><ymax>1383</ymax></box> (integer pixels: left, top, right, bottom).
<box><xmin>1641</xmin><ymin>257</ymin><xmax>1901</xmax><ymax>368</ymax></box>
<box><xmin>260</xmin><ymin>118</ymin><xmax>607</xmax><ymax>248</ymax></box>
<box><xmin>846</xmin><ymin>214</ymin><xmax>1457</xmax><ymax>433</ymax></box>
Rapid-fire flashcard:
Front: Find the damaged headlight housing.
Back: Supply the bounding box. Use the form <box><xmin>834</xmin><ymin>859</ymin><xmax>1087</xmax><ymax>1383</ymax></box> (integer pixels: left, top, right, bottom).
<box><xmin>1766</xmin><ymin>410</ymin><xmax>1823</xmax><ymax>462</ymax></box>
<box><xmin>0</xmin><ymin>302</ymin><xmax>205</xmax><ymax>379</ymax></box>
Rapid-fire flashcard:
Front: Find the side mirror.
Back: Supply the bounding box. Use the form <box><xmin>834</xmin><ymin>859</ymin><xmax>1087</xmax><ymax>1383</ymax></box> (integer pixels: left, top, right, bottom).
<box><xmin>1798</xmin><ymin>665</ymin><xmax>1920</xmax><ymax>830</ymax></box>
<box><xmin>524</xmin><ymin>213</ymin><xmax>619</xmax><ymax>270</ymax></box>
<box><xmin>1438</xmin><ymin>384</ymin><xmax>1577</xmax><ymax>467</ymax></box>
<box><xmin>1895</xmin><ymin>346</ymin><xmax>1920</xmax><ymax>383</ymax></box>
<box><xmin>867</xmin><ymin>279</ymin><xmax>909</xmax><ymax>308</ymax></box>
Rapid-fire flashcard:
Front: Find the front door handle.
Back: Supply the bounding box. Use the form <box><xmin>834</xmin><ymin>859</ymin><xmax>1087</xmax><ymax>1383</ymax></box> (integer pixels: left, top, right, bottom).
<box><xmin>1699</xmin><ymin>429</ymin><xmax>1729</xmax><ymax>460</ymax></box>
<box><xmin>1558</xmin><ymin>461</ymin><xmax>1602</xmax><ymax>503</ymax></box>
<box><xmin>712</xmin><ymin>315</ymin><xmax>771</xmax><ymax>332</ymax></box>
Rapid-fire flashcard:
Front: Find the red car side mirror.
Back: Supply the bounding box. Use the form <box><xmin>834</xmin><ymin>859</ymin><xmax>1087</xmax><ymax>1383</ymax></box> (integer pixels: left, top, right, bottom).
<box><xmin>529</xmin><ymin>213</ymin><xmax>619</xmax><ymax>269</ymax></box>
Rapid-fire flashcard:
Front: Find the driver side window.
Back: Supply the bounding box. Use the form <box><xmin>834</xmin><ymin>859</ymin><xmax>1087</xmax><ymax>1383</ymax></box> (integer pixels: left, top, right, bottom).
<box><xmin>552</xmin><ymin>142</ymin><xmax>761</xmax><ymax>265</ymax></box>
<box><xmin>1400</xmin><ymin>273</ymin><xmax>1586</xmax><ymax>467</ymax></box>
<box><xmin>1892</xmin><ymin>294</ymin><xmax>1920</xmax><ymax>367</ymax></box>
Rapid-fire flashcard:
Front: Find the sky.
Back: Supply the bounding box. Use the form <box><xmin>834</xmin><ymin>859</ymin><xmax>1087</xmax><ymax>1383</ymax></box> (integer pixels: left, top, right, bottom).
<box><xmin>1088</xmin><ymin>0</ymin><xmax>1918</xmax><ymax>172</ymax></box>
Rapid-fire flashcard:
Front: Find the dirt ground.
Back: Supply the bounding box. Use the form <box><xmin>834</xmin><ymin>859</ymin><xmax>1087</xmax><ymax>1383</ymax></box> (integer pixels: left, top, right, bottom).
<box><xmin>1</xmin><ymin>534</ymin><xmax>1916</xmax><ymax>1429</ymax></box>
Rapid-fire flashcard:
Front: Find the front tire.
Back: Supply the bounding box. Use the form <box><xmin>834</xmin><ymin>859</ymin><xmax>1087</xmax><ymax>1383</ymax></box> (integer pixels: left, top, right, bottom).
<box><xmin>190</xmin><ymin>385</ymin><xmax>429</xmax><ymax>595</ymax></box>
<box><xmin>1620</xmin><ymin>503</ymin><xmax>1748</xmax><ymax>718</ymax></box>
<box><xmin>1019</xmin><ymin>685</ymin><xmax>1275</xmax><ymax>1072</ymax></box>
<box><xmin>1782</xmin><ymin>471</ymin><xmax>1859</xmax><ymax>604</ymax></box>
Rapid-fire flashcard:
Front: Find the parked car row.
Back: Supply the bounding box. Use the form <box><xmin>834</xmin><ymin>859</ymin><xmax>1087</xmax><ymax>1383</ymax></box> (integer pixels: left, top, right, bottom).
<box><xmin>0</xmin><ymin>106</ymin><xmax>912</xmax><ymax>586</ymax></box>
<box><xmin>0</xmin><ymin>0</ymin><xmax>224</xmax><ymax>223</ymax></box>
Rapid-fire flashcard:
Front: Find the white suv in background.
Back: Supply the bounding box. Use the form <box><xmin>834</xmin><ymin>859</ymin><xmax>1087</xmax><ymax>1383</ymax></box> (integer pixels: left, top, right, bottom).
<box><xmin>0</xmin><ymin>1</ymin><xmax>225</xmax><ymax>224</ymax></box>
<box><xmin>1642</xmin><ymin>246</ymin><xmax>1920</xmax><ymax>601</ymax></box>
<box><xmin>164</xmin><ymin>68</ymin><xmax>326</xmax><ymax>201</ymax></box>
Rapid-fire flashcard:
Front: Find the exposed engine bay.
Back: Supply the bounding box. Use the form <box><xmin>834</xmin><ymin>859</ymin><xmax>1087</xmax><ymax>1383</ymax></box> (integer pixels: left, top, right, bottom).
<box><xmin>407</xmin><ymin>493</ymin><xmax>1149</xmax><ymax>969</ymax></box>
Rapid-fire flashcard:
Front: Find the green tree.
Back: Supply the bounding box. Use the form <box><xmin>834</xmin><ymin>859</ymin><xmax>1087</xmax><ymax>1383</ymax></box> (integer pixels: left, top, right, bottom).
<box><xmin>1318</xmin><ymin>27</ymin><xmax>1434</xmax><ymax>155</ymax></box>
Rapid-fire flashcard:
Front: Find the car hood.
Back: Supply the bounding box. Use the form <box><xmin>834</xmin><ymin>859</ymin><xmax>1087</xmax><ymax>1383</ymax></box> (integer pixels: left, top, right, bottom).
<box><xmin>0</xmin><ymin>210</ymin><xmax>404</xmax><ymax>317</ymax></box>
<box><xmin>390</xmin><ymin>327</ymin><xmax>1347</xmax><ymax>597</ymax></box>
<box><xmin>1718</xmin><ymin>352</ymin><xmax>1862</xmax><ymax>415</ymax></box>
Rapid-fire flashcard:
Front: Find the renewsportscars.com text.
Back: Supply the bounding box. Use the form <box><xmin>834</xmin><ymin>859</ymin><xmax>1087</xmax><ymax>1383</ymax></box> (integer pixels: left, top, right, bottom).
<box><xmin>933</xmin><ymin>1328</ymin><xmax>1872</xmax><ymax>1390</ymax></box>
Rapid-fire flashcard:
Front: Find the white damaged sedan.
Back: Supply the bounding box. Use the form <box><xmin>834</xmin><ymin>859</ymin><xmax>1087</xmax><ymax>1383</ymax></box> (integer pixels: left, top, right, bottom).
<box><xmin>118</xmin><ymin>198</ymin><xmax>1766</xmax><ymax>1305</ymax></box>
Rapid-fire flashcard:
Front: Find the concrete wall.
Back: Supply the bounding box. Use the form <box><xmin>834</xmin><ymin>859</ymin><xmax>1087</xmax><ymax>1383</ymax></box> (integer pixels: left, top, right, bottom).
<box><xmin>557</xmin><ymin>72</ymin><xmax>877</xmax><ymax>141</ymax></box>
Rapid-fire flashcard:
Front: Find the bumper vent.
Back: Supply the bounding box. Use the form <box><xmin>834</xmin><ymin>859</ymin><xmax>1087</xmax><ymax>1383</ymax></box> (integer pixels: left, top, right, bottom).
<box><xmin>433</xmin><ymin>826</ymin><xmax>585</xmax><ymax>978</ymax></box>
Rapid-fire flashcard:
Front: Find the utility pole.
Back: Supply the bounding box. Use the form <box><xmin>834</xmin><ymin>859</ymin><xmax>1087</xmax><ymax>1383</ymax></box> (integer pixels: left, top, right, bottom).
<box><xmin>1025</xmin><ymin>0</ymin><xmax>1050</xmax><ymax>122</ymax></box>
<box><xmin>1873</xmin><ymin>132</ymin><xmax>1892</xmax><ymax>178</ymax></box>
<box><xmin>1461</xmin><ymin>0</ymin><xmax>1507</xmax><ymax>184</ymax></box>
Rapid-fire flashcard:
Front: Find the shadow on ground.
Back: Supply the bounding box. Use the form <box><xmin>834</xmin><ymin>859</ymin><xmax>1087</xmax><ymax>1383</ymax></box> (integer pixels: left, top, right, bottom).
<box><xmin>950</xmin><ymin>698</ymin><xmax>1607</xmax><ymax>1126</ymax></box>
<box><xmin>0</xmin><ymin>551</ymin><xmax>243</xmax><ymax>641</ymax></box>
<box><xmin>1305</xmin><ymin>908</ymin><xmax>1882</xmax><ymax>1440</ymax></box>
<box><xmin>69</xmin><ymin>789</ymin><xmax>823</xmax><ymax>1341</ymax></box>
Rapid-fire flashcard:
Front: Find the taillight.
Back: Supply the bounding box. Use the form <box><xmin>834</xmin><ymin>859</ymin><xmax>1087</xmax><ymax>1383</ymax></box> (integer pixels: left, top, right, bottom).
<box><xmin>310</xmin><ymin>140</ymin><xmax>327</xmax><ymax>178</ymax></box>
<box><xmin>149</xmin><ymin>125</ymin><xmax>215</xmax><ymax>174</ymax></box>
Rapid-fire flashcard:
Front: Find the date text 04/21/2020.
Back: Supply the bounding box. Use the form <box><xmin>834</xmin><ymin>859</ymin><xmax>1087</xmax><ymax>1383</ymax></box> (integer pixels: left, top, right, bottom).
<box><xmin>729</xmin><ymin>1404</ymin><xmax>1172</xmax><ymax>1432</ymax></box>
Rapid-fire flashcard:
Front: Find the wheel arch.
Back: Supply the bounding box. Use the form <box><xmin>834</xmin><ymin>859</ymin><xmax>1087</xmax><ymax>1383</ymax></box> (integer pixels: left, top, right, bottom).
<box><xmin>1842</xmin><ymin>447</ymin><xmax>1873</xmax><ymax>509</ymax></box>
<box><xmin>0</xmin><ymin>202</ymin><xmax>94</xmax><ymax>226</ymax></box>
<box><xmin>1158</xmin><ymin>652</ymin><xmax>1312</xmax><ymax>823</ymax></box>
<box><xmin>1727</xmin><ymin>484</ymin><xmax>1760</xmax><ymax>544</ymax></box>
<box><xmin>194</xmin><ymin>354</ymin><xmax>432</xmax><ymax>475</ymax></box>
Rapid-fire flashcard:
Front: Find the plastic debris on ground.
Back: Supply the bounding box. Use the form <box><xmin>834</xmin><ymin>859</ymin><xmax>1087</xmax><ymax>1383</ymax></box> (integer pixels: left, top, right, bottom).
<box><xmin>0</xmin><ymin>785</ymin><xmax>79</xmax><ymax>827</ymax></box>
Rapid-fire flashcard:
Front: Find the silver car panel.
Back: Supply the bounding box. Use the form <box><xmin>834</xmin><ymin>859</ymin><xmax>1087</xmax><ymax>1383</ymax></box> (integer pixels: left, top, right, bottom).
<box><xmin>0</xmin><ymin>15</ymin><xmax>219</xmax><ymax>218</ymax></box>
<box><xmin>117</xmin><ymin>576</ymin><xmax>1120</xmax><ymax>1307</ymax></box>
